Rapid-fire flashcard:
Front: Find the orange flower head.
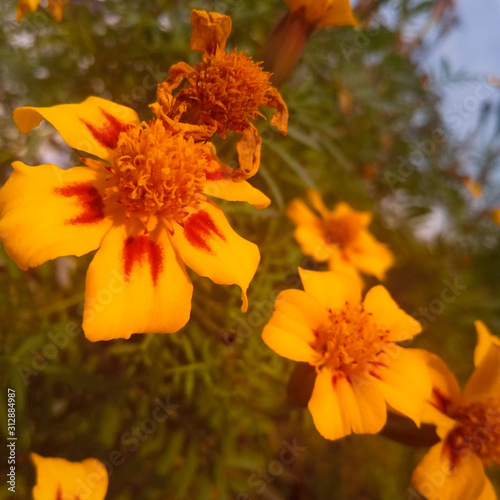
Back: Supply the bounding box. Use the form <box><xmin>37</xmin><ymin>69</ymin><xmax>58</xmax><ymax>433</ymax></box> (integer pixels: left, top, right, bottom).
<box><xmin>3</xmin><ymin>97</ymin><xmax>271</xmax><ymax>341</ymax></box>
<box><xmin>104</xmin><ymin>119</ymin><xmax>216</xmax><ymax>227</ymax></box>
<box><xmin>262</xmin><ymin>268</ymin><xmax>431</xmax><ymax>441</ymax></box>
<box><xmin>287</xmin><ymin>189</ymin><xmax>394</xmax><ymax>283</ymax></box>
<box><xmin>170</xmin><ymin>49</ymin><xmax>276</xmax><ymax>138</ymax></box>
<box><xmin>412</xmin><ymin>321</ymin><xmax>500</xmax><ymax>500</ymax></box>
<box><xmin>153</xmin><ymin>10</ymin><xmax>288</xmax><ymax>180</ymax></box>
<box><xmin>445</xmin><ymin>397</ymin><xmax>500</xmax><ymax>467</ymax></box>
<box><xmin>311</xmin><ymin>302</ymin><xmax>390</xmax><ymax>373</ymax></box>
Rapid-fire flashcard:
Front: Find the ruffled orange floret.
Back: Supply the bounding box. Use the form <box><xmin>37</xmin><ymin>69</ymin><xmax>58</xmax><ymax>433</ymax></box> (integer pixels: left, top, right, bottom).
<box><xmin>153</xmin><ymin>10</ymin><xmax>288</xmax><ymax>180</ymax></box>
<box><xmin>101</xmin><ymin>119</ymin><xmax>217</xmax><ymax>229</ymax></box>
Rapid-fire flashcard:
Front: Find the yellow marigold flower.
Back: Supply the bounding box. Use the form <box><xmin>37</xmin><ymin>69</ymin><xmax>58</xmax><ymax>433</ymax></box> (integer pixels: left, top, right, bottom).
<box><xmin>31</xmin><ymin>453</ymin><xmax>108</xmax><ymax>500</ymax></box>
<box><xmin>17</xmin><ymin>0</ymin><xmax>67</xmax><ymax>22</ymax></box>
<box><xmin>1</xmin><ymin>97</ymin><xmax>270</xmax><ymax>341</ymax></box>
<box><xmin>283</xmin><ymin>0</ymin><xmax>358</xmax><ymax>30</ymax></box>
<box><xmin>286</xmin><ymin>189</ymin><xmax>394</xmax><ymax>282</ymax></box>
<box><xmin>411</xmin><ymin>321</ymin><xmax>500</xmax><ymax>500</ymax></box>
<box><xmin>152</xmin><ymin>10</ymin><xmax>288</xmax><ymax>181</ymax></box>
<box><xmin>262</xmin><ymin>268</ymin><xmax>431</xmax><ymax>440</ymax></box>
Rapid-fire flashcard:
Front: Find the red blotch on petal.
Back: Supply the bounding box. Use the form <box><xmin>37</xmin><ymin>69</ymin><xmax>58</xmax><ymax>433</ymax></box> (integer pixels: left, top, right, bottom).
<box><xmin>54</xmin><ymin>183</ymin><xmax>105</xmax><ymax>225</ymax></box>
<box><xmin>205</xmin><ymin>169</ymin><xmax>225</xmax><ymax>181</ymax></box>
<box><xmin>123</xmin><ymin>235</ymin><xmax>163</xmax><ymax>285</ymax></box>
<box><xmin>331</xmin><ymin>372</ymin><xmax>346</xmax><ymax>387</ymax></box>
<box><xmin>183</xmin><ymin>210</ymin><xmax>225</xmax><ymax>252</ymax></box>
<box><xmin>432</xmin><ymin>388</ymin><xmax>452</xmax><ymax>414</ymax></box>
<box><xmin>81</xmin><ymin>108</ymin><xmax>129</xmax><ymax>150</ymax></box>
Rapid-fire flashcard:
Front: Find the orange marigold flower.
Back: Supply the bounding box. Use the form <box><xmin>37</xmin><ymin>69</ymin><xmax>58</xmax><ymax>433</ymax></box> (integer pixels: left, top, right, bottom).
<box><xmin>17</xmin><ymin>0</ymin><xmax>67</xmax><ymax>22</ymax></box>
<box><xmin>31</xmin><ymin>453</ymin><xmax>108</xmax><ymax>500</ymax></box>
<box><xmin>283</xmin><ymin>0</ymin><xmax>358</xmax><ymax>30</ymax></box>
<box><xmin>262</xmin><ymin>268</ymin><xmax>431</xmax><ymax>440</ymax></box>
<box><xmin>1</xmin><ymin>97</ymin><xmax>270</xmax><ymax>341</ymax></box>
<box><xmin>152</xmin><ymin>10</ymin><xmax>288</xmax><ymax>181</ymax></box>
<box><xmin>411</xmin><ymin>321</ymin><xmax>500</xmax><ymax>500</ymax></box>
<box><xmin>287</xmin><ymin>189</ymin><xmax>394</xmax><ymax>283</ymax></box>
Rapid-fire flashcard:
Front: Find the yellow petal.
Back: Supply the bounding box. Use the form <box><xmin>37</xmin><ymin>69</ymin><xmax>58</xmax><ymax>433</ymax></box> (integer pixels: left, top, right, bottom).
<box><xmin>306</xmin><ymin>188</ymin><xmax>331</xmax><ymax>218</ymax></box>
<box><xmin>83</xmin><ymin>223</ymin><xmax>192</xmax><ymax>341</ymax></box>
<box><xmin>294</xmin><ymin>226</ymin><xmax>333</xmax><ymax>262</ymax></box>
<box><xmin>319</xmin><ymin>0</ymin><xmax>359</xmax><ymax>29</ymax></box>
<box><xmin>411</xmin><ymin>441</ymin><xmax>487</xmax><ymax>500</ymax></box>
<box><xmin>373</xmin><ymin>347</ymin><xmax>432</xmax><ymax>425</ymax></box>
<box><xmin>474</xmin><ymin>320</ymin><xmax>500</xmax><ymax>367</ymax></box>
<box><xmin>168</xmin><ymin>200</ymin><xmax>259</xmax><ymax>312</ymax></box>
<box><xmin>463</xmin><ymin>340</ymin><xmax>500</xmax><ymax>403</ymax></box>
<box><xmin>345</xmin><ymin>231</ymin><xmax>394</xmax><ymax>280</ymax></box>
<box><xmin>203</xmin><ymin>171</ymin><xmax>270</xmax><ymax>209</ymax></box>
<box><xmin>478</xmin><ymin>478</ymin><xmax>497</xmax><ymax>500</ymax></box>
<box><xmin>409</xmin><ymin>348</ymin><xmax>461</xmax><ymax>429</ymax></box>
<box><xmin>286</xmin><ymin>198</ymin><xmax>321</xmax><ymax>228</ymax></box>
<box><xmin>298</xmin><ymin>268</ymin><xmax>362</xmax><ymax>311</ymax></box>
<box><xmin>31</xmin><ymin>453</ymin><xmax>108</xmax><ymax>500</ymax></box>
<box><xmin>190</xmin><ymin>9</ymin><xmax>232</xmax><ymax>54</ymax></box>
<box><xmin>330</xmin><ymin>202</ymin><xmax>372</xmax><ymax>228</ymax></box>
<box><xmin>262</xmin><ymin>289</ymin><xmax>329</xmax><ymax>362</ymax></box>
<box><xmin>0</xmin><ymin>162</ymin><xmax>113</xmax><ymax>270</ymax></box>
<box><xmin>363</xmin><ymin>285</ymin><xmax>422</xmax><ymax>341</ymax></box>
<box><xmin>13</xmin><ymin>97</ymin><xmax>140</xmax><ymax>161</ymax></box>
<box><xmin>327</xmin><ymin>253</ymin><xmax>364</xmax><ymax>291</ymax></box>
<box><xmin>307</xmin><ymin>368</ymin><xmax>387</xmax><ymax>440</ymax></box>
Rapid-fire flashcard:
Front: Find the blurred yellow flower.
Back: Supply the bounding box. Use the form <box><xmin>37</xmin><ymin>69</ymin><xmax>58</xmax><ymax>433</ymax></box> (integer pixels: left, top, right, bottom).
<box><xmin>283</xmin><ymin>0</ymin><xmax>358</xmax><ymax>30</ymax></box>
<box><xmin>262</xmin><ymin>268</ymin><xmax>431</xmax><ymax>440</ymax></box>
<box><xmin>17</xmin><ymin>0</ymin><xmax>67</xmax><ymax>22</ymax></box>
<box><xmin>492</xmin><ymin>208</ymin><xmax>500</xmax><ymax>225</ymax></box>
<box><xmin>287</xmin><ymin>189</ymin><xmax>394</xmax><ymax>282</ymax></box>
<box><xmin>152</xmin><ymin>10</ymin><xmax>288</xmax><ymax>180</ymax></box>
<box><xmin>411</xmin><ymin>321</ymin><xmax>500</xmax><ymax>500</ymax></box>
<box><xmin>1</xmin><ymin>97</ymin><xmax>270</xmax><ymax>341</ymax></box>
<box><xmin>31</xmin><ymin>453</ymin><xmax>108</xmax><ymax>500</ymax></box>
<box><xmin>462</xmin><ymin>176</ymin><xmax>483</xmax><ymax>199</ymax></box>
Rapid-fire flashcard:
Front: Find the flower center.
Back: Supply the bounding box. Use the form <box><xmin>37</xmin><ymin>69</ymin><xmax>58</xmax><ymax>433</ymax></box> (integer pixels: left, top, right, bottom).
<box><xmin>172</xmin><ymin>50</ymin><xmax>274</xmax><ymax>137</ymax></box>
<box><xmin>311</xmin><ymin>302</ymin><xmax>390</xmax><ymax>374</ymax></box>
<box><xmin>446</xmin><ymin>397</ymin><xmax>500</xmax><ymax>467</ymax></box>
<box><xmin>107</xmin><ymin>119</ymin><xmax>217</xmax><ymax>226</ymax></box>
<box><xmin>323</xmin><ymin>213</ymin><xmax>363</xmax><ymax>248</ymax></box>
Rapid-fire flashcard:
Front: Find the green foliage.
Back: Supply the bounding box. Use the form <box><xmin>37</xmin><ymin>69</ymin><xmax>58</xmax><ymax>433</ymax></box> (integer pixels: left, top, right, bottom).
<box><xmin>1</xmin><ymin>0</ymin><xmax>500</xmax><ymax>498</ymax></box>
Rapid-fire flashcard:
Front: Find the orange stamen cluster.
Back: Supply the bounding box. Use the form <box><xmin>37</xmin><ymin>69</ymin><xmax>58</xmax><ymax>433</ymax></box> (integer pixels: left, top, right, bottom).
<box><xmin>311</xmin><ymin>302</ymin><xmax>390</xmax><ymax>373</ymax></box>
<box><xmin>162</xmin><ymin>50</ymin><xmax>275</xmax><ymax>137</ymax></box>
<box><xmin>446</xmin><ymin>397</ymin><xmax>500</xmax><ymax>467</ymax></box>
<box><xmin>106</xmin><ymin>119</ymin><xmax>217</xmax><ymax>227</ymax></box>
<box><xmin>323</xmin><ymin>214</ymin><xmax>363</xmax><ymax>248</ymax></box>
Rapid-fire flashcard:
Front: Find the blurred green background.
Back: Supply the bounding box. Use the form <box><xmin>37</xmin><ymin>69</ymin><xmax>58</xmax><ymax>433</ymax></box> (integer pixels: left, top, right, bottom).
<box><xmin>1</xmin><ymin>0</ymin><xmax>500</xmax><ymax>498</ymax></box>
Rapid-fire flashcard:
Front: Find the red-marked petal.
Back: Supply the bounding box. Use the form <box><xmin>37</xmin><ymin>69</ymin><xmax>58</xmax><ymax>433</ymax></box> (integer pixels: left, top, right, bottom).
<box><xmin>83</xmin><ymin>224</ymin><xmax>192</xmax><ymax>341</ymax></box>
<box><xmin>169</xmin><ymin>200</ymin><xmax>259</xmax><ymax>312</ymax></box>
<box><xmin>0</xmin><ymin>162</ymin><xmax>113</xmax><ymax>270</ymax></box>
<box><xmin>13</xmin><ymin>96</ymin><xmax>140</xmax><ymax>161</ymax></box>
